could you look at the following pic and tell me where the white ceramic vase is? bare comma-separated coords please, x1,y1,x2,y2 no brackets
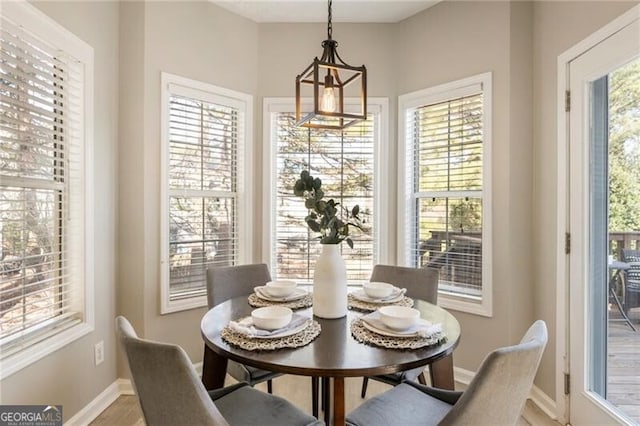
313,243,348,319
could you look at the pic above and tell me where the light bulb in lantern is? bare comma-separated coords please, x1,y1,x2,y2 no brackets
321,87,337,112
321,73,337,113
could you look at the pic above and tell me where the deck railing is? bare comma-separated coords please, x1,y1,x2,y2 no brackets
610,231,640,259
420,231,482,292
420,230,639,293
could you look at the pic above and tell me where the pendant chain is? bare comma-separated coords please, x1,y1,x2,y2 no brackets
327,0,333,39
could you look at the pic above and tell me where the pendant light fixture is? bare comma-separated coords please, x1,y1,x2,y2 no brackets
295,0,367,130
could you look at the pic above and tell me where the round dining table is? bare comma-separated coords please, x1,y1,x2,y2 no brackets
201,296,461,426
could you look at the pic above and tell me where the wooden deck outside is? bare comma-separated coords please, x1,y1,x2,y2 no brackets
607,306,640,422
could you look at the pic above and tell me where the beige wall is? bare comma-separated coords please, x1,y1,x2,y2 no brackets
117,0,146,377
508,0,535,389
4,0,640,420
0,1,120,420
396,0,536,378
118,0,146,345
117,1,260,367
531,0,638,400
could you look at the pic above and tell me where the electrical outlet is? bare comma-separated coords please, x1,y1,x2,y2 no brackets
94,341,104,366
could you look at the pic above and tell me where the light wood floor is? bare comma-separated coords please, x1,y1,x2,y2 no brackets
607,307,640,422
90,374,559,425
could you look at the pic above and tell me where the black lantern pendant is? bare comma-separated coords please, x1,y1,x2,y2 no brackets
295,0,367,130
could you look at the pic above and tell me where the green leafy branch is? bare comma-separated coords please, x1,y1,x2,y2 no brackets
293,170,366,248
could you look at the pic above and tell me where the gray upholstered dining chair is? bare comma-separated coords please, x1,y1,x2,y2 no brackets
116,316,321,426
360,264,440,398
347,320,548,426
208,264,324,416
205,263,282,393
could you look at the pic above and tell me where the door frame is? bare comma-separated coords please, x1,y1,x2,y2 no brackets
556,5,640,424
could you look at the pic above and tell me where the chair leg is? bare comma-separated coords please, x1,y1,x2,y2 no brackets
418,371,427,385
361,377,369,398
321,378,325,410
267,379,273,394
322,377,331,423
312,377,319,418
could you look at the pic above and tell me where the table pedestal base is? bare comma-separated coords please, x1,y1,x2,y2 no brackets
429,354,455,390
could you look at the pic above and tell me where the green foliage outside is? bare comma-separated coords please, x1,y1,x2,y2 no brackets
609,59,640,232
450,200,482,233
417,94,484,237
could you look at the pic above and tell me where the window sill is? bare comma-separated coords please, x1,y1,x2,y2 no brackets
438,291,493,317
161,294,208,315
0,322,93,380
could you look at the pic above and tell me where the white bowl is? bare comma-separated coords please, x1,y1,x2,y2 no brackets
363,282,394,299
265,280,297,297
378,306,420,331
251,306,293,330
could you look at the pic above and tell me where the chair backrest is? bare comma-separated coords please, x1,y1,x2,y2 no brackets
622,249,640,262
115,316,229,426
439,320,548,426
370,264,439,304
206,263,271,309
622,249,640,288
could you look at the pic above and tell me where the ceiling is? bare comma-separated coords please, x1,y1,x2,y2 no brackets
210,1,441,23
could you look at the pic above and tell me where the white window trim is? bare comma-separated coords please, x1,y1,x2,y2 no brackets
0,0,95,380
261,97,391,277
398,72,493,317
160,73,253,314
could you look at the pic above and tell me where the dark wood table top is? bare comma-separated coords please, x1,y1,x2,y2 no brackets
200,297,461,377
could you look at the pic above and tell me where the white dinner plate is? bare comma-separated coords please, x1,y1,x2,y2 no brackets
362,317,432,338
351,288,405,304
254,286,308,302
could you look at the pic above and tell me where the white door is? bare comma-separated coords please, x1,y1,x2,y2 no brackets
568,11,640,425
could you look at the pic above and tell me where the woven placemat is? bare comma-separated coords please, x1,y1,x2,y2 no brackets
350,318,446,350
248,293,313,310
347,293,414,312
221,319,321,351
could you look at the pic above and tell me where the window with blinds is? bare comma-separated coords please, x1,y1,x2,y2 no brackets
0,1,92,372
161,74,251,313
271,111,376,284
400,74,492,315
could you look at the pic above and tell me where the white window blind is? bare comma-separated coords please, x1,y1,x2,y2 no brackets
271,112,376,284
400,73,492,316
161,74,251,313
0,7,90,363
167,95,238,300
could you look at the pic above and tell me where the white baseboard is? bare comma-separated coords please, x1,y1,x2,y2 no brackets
65,381,122,426
117,378,134,396
453,366,475,386
453,366,558,421
65,379,134,425
65,363,197,425
530,384,559,421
